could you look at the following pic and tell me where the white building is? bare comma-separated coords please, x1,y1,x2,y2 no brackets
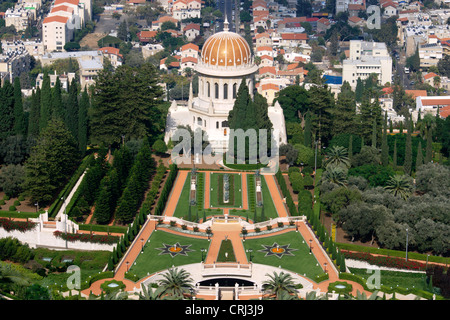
342,40,393,89
164,20,287,153
42,0,92,53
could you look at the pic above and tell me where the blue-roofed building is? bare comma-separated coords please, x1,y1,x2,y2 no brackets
323,74,342,85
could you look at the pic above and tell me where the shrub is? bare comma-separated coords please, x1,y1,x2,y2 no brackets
8,206,16,211
0,218,36,232
14,200,20,206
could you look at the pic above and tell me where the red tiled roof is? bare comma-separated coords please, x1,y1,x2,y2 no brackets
183,23,200,31
259,55,273,60
261,83,279,91
259,66,277,75
255,32,270,40
43,15,69,24
281,33,307,41
405,90,427,99
51,5,74,13
181,56,198,63
54,0,79,6
424,72,439,80
99,47,122,57
440,105,450,118
382,87,394,94
256,46,273,52
181,43,199,51
138,30,157,40
420,98,450,106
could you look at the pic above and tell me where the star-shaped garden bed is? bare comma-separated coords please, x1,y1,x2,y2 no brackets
258,242,298,259
155,242,194,257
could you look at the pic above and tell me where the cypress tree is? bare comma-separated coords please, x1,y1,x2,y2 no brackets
404,115,412,175
65,79,79,140
28,88,40,137
78,88,89,155
425,126,433,163
332,81,357,136
371,118,377,148
304,111,312,148
13,77,26,136
39,72,52,132
348,134,353,162
93,176,114,225
51,77,64,121
393,138,398,171
416,140,423,170
0,79,15,140
381,112,389,166
355,77,364,102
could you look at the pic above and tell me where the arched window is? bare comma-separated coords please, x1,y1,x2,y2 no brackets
214,83,219,99
207,82,210,97
222,120,229,128
216,121,219,129
232,83,237,98
197,117,202,126
223,83,228,99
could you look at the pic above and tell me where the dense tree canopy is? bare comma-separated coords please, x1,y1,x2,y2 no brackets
90,63,164,148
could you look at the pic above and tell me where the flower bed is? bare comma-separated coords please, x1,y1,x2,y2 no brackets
342,250,427,271
0,218,37,232
53,231,119,244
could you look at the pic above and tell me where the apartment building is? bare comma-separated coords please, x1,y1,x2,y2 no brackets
419,43,443,69
171,0,201,21
342,40,392,89
5,6,34,32
42,0,92,53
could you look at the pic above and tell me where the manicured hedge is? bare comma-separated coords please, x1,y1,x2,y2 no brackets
0,211,40,219
53,231,120,244
78,224,127,234
48,154,93,218
0,218,37,232
275,169,297,216
115,140,155,224
154,164,178,216
341,250,427,271
80,271,114,291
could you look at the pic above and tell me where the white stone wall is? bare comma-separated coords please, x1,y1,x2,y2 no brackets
0,226,115,251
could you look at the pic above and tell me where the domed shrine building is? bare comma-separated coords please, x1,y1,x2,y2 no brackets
164,20,287,154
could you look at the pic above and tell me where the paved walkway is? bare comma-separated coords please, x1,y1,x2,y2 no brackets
82,170,374,299
163,170,188,217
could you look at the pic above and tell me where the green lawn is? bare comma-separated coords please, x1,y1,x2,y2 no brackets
348,267,431,292
128,230,210,279
243,174,278,222
242,231,325,281
217,240,236,262
260,175,278,219
209,173,243,208
172,172,191,219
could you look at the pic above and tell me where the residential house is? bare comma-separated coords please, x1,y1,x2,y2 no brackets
279,33,307,48
183,23,200,41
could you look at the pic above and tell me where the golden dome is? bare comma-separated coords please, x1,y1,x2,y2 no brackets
201,29,252,67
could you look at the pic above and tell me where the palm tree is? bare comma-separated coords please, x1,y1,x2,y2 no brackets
355,290,380,300
321,166,348,187
324,145,351,169
384,174,413,200
433,76,441,89
305,291,329,300
0,263,31,288
157,267,194,300
137,284,164,300
262,271,298,300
